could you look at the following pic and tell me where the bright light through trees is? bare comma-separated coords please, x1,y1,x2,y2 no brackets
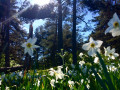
31,0,50,6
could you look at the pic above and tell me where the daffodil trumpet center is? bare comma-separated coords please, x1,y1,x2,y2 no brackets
109,53,113,56
69,85,72,88
90,43,95,48
26,43,32,48
55,72,58,76
113,21,119,28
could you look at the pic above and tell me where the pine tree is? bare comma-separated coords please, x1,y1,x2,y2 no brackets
72,0,77,64
0,0,27,67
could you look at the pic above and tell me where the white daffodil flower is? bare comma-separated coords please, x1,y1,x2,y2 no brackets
57,66,63,72
94,57,99,64
108,65,118,72
17,71,23,78
55,70,64,81
86,84,90,89
66,66,68,73
79,61,85,68
49,68,64,81
5,87,10,90
37,79,40,87
50,79,55,87
105,13,120,37
118,63,120,67
79,52,83,58
0,79,1,85
21,38,39,56
68,80,74,90
82,37,103,56
81,79,84,84
104,46,119,60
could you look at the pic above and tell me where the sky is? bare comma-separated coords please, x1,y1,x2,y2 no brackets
79,12,98,40
23,19,46,32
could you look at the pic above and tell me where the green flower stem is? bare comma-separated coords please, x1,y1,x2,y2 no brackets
31,51,37,88
62,57,65,73
91,66,107,90
96,52,115,90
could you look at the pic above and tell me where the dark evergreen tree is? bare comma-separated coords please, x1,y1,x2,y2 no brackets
58,0,63,52
72,0,77,64
0,0,27,67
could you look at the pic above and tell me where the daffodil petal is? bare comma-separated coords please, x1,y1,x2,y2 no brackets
96,40,103,48
97,48,101,53
31,48,33,55
28,49,33,56
24,47,29,54
82,43,90,50
113,13,120,21
107,46,110,50
111,56,115,60
27,38,32,43
110,29,120,37
89,37,94,42
108,18,114,26
32,45,39,48
21,42,26,47
31,38,37,45
88,48,96,56
111,48,115,53
105,26,113,34
114,53,119,57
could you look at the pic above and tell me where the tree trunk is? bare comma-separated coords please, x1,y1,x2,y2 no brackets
58,0,63,65
52,19,58,67
24,23,33,71
58,0,63,51
5,0,10,67
29,23,33,38
72,0,77,64
28,23,33,69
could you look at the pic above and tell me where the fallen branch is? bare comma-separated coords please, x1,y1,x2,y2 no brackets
0,65,23,73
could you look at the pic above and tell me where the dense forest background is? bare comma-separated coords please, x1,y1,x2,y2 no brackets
0,0,120,69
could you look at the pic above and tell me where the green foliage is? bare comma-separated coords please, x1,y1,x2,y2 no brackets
0,54,20,67
0,54,5,67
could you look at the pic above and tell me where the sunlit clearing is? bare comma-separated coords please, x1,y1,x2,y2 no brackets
31,0,50,6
